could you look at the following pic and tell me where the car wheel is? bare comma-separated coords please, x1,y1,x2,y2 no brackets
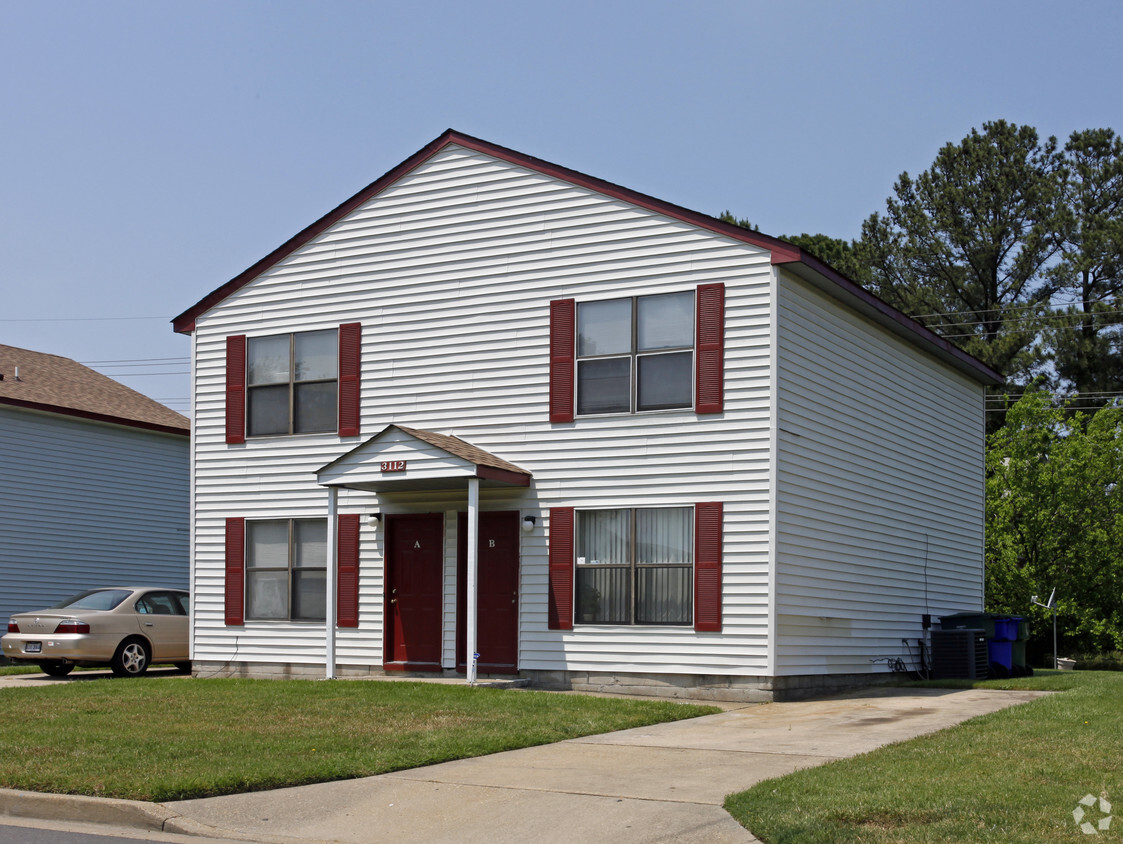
38,662,74,677
111,639,150,677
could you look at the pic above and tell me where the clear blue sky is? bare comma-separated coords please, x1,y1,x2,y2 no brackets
2,0,1120,415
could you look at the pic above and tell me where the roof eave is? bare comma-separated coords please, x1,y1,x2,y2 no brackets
0,397,191,437
777,254,1004,387
170,129,1003,388
172,129,803,334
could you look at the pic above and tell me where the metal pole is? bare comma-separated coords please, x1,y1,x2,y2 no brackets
1053,607,1058,670
326,486,338,680
466,477,479,686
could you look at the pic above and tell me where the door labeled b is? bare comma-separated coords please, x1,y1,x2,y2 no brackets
457,511,520,674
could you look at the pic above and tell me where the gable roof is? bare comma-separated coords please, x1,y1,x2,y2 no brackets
171,129,1002,386
0,344,190,436
316,424,532,491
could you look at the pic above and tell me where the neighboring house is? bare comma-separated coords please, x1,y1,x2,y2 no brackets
0,345,189,626
172,130,1001,701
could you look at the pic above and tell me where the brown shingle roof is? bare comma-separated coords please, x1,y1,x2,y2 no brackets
0,344,189,436
394,426,530,477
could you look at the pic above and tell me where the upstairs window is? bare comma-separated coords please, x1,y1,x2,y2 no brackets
576,291,694,415
575,507,694,625
247,330,338,436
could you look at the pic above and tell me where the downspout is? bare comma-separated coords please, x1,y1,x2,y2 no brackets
467,477,479,685
326,485,338,680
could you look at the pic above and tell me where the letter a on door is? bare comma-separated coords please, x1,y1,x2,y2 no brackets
414,540,421,549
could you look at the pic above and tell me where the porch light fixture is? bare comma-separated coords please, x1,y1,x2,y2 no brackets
522,515,536,533
367,512,382,528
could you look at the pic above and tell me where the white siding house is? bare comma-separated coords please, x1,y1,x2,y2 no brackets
172,131,1000,701
0,346,190,629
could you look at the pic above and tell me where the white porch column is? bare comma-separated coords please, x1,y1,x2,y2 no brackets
325,485,338,680
466,477,479,685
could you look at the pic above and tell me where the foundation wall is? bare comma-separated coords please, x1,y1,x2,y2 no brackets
192,661,897,702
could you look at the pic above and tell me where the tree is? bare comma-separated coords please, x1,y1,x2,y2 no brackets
859,121,1067,383
717,210,757,231
781,232,870,286
716,213,870,285
1046,129,1123,397
985,390,1123,655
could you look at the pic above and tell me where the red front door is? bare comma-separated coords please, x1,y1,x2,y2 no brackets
385,513,443,670
457,511,520,674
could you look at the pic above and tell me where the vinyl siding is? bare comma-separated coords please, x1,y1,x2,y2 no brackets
190,144,774,675
0,406,188,625
773,270,985,676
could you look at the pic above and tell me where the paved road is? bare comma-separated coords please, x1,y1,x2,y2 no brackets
0,819,244,844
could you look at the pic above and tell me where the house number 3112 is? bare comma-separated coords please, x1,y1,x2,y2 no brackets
380,461,407,473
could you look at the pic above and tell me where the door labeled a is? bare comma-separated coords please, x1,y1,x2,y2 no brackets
385,513,443,670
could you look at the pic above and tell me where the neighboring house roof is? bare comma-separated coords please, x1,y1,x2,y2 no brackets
172,129,1003,387
0,344,190,436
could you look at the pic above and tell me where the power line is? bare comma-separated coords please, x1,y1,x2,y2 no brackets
89,371,189,377
909,298,1121,321
0,316,172,323
82,357,188,365
924,311,1123,331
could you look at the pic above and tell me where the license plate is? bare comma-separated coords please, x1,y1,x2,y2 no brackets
24,642,41,654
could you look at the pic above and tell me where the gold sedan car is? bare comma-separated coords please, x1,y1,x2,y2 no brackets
2,587,189,677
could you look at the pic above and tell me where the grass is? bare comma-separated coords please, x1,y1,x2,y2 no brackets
0,665,40,675
724,670,1122,843
0,677,717,802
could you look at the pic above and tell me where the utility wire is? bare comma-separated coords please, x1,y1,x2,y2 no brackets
0,316,171,322
923,310,1123,331
82,357,188,365
909,298,1123,321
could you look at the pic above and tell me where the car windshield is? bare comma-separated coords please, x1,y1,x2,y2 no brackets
51,590,133,611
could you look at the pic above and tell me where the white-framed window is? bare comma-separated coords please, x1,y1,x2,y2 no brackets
576,291,694,415
247,329,338,436
575,507,694,625
245,519,327,621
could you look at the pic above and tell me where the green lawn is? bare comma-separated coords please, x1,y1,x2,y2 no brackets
725,671,1121,843
0,665,40,675
0,677,717,802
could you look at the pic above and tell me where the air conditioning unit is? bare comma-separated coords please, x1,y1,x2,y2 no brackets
930,628,989,679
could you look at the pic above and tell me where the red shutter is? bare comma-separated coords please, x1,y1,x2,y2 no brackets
225,335,247,444
547,507,575,630
337,513,360,628
695,283,725,414
693,502,723,632
225,517,246,626
549,299,576,423
338,323,362,438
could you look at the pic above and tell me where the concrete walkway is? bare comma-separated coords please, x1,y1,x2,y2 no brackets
0,683,1047,843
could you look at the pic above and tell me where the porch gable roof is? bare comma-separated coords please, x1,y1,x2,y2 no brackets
315,424,532,492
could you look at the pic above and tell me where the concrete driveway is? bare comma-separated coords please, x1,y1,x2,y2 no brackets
164,687,1050,842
